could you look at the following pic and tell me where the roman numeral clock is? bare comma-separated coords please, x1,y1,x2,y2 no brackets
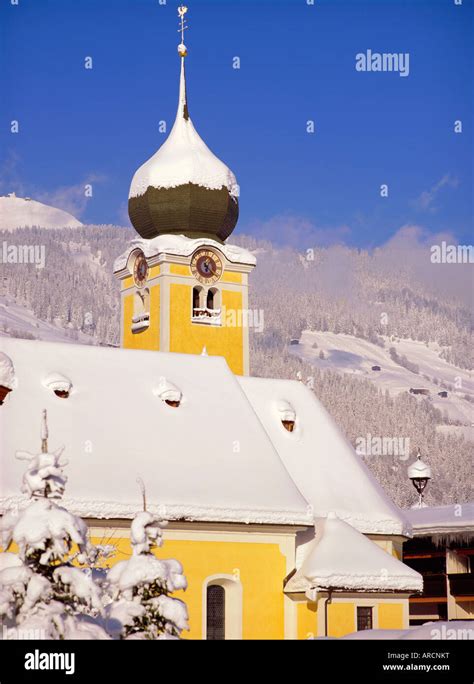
190,249,223,285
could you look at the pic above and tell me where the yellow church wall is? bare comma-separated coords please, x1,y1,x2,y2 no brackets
378,602,404,629
89,528,289,640
122,284,160,351
326,602,355,637
170,264,190,276
221,271,242,284
296,599,318,639
169,283,244,375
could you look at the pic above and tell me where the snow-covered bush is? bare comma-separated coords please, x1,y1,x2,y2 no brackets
105,511,189,640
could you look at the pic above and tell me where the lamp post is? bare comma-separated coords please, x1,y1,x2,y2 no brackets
408,450,432,508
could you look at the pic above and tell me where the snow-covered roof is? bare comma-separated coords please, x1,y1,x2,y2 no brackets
405,503,474,537
0,339,311,526
285,513,422,593
129,60,238,200
238,376,411,536
114,233,256,273
0,195,83,230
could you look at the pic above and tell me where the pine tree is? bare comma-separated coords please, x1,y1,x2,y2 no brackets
0,410,109,639
105,509,189,640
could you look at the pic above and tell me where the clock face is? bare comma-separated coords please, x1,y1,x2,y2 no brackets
133,252,149,288
190,249,223,284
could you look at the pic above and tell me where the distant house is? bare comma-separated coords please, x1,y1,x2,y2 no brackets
410,388,430,396
371,365,381,371
438,391,448,398
290,338,299,346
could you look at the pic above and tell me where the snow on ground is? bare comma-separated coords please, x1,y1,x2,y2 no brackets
340,621,473,640
0,195,83,230
290,331,473,428
0,296,96,346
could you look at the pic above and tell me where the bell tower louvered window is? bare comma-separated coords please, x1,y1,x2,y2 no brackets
206,584,225,640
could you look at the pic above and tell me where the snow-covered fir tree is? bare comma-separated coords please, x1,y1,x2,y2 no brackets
0,410,109,639
105,510,189,640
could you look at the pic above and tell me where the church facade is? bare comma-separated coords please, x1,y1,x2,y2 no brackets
0,7,423,639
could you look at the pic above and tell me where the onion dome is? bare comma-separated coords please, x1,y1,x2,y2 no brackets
128,33,239,242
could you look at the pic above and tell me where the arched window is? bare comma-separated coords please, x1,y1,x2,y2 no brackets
202,575,243,640
131,288,150,333
192,287,221,324
206,585,225,640
206,289,215,310
193,286,201,310
192,286,205,319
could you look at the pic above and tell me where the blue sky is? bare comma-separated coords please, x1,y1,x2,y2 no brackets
1,0,472,248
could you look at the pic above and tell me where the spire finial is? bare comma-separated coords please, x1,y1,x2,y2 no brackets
177,5,188,57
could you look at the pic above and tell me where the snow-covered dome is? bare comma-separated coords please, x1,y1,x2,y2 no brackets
128,57,239,242
408,455,432,480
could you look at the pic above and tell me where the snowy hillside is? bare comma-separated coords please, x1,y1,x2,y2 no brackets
0,295,96,345
0,194,83,230
289,331,473,427
0,225,131,346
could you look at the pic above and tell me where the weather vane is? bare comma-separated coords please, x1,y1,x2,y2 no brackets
177,5,188,57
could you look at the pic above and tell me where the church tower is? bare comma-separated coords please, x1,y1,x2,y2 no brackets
114,6,255,375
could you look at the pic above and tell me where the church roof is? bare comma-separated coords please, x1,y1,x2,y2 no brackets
285,512,422,593
1,339,411,537
0,338,310,525
238,376,411,536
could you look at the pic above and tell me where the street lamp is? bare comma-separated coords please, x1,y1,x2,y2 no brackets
408,450,432,508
